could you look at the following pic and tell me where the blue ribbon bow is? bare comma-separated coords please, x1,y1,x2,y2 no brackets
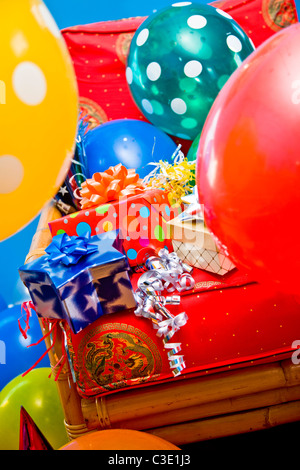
45,232,98,266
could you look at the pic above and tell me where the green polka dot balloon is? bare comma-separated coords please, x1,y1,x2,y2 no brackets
126,2,255,141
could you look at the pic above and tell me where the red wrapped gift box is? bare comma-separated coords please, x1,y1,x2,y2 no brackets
64,266,300,399
49,189,183,267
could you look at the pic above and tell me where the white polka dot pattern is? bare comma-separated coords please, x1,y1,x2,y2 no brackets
13,61,47,106
226,35,243,53
216,9,233,19
187,15,207,29
126,67,133,85
184,60,203,78
146,62,161,81
136,28,149,47
172,2,192,6
142,99,153,114
171,98,187,114
38,3,61,38
0,155,24,194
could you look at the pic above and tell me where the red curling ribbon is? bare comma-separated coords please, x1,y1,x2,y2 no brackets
19,302,67,381
49,336,67,382
79,163,145,209
19,301,35,340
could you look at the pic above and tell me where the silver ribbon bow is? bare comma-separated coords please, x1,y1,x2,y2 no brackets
134,248,194,377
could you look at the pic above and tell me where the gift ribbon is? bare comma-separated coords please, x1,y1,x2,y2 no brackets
134,286,188,377
164,342,186,377
179,185,204,222
79,163,145,209
45,232,98,267
19,301,67,381
61,324,77,384
134,248,193,376
141,248,195,293
18,300,35,340
154,312,188,339
142,145,196,206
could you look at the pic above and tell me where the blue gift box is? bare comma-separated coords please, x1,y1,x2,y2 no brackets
19,230,136,334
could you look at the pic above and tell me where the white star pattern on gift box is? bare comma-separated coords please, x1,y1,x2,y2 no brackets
31,284,62,319
58,185,69,196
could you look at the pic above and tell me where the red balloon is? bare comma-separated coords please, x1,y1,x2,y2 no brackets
197,23,300,295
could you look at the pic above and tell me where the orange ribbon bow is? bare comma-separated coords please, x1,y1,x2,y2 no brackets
79,163,145,210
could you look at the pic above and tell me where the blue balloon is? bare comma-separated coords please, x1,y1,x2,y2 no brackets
0,304,50,391
0,215,39,308
84,119,178,179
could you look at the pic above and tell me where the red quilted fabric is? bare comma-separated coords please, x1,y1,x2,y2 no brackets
66,267,300,398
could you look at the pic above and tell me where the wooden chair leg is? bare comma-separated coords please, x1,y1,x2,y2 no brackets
25,201,89,439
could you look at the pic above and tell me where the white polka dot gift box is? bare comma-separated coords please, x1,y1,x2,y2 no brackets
48,188,183,268
18,230,137,334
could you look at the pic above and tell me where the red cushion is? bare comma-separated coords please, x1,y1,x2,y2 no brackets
66,267,300,398
211,0,298,47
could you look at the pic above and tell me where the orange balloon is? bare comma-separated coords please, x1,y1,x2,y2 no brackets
59,429,180,451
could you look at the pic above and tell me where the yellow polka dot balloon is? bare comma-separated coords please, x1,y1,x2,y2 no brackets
0,0,78,241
